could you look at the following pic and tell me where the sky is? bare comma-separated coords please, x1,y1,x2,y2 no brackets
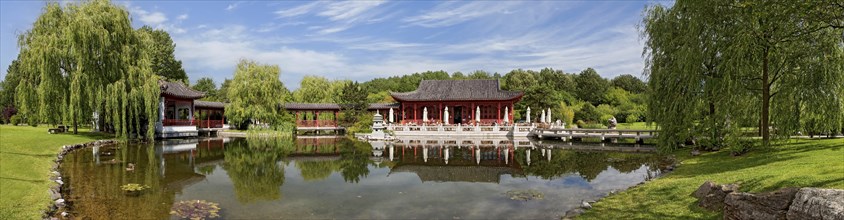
0,0,671,90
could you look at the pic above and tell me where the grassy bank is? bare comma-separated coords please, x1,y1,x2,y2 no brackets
0,125,112,219
578,138,844,219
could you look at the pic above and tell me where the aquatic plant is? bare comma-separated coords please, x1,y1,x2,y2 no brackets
120,183,149,196
506,189,544,201
170,200,221,220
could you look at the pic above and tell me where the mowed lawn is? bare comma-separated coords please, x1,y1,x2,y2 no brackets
0,125,112,219
579,138,844,219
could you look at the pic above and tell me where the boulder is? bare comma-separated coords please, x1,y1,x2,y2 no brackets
787,188,844,220
693,181,739,211
723,187,798,220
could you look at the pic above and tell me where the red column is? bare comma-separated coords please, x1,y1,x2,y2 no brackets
510,102,514,123
497,102,501,124
334,111,338,127
471,103,475,124
413,103,417,123
316,111,321,127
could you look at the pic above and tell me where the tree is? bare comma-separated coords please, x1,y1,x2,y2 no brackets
137,26,188,84
216,79,232,102
191,77,217,101
468,70,493,79
293,75,332,103
226,59,289,128
15,0,160,138
537,68,575,93
643,1,844,149
502,69,538,91
574,68,610,106
338,81,368,129
611,74,647,93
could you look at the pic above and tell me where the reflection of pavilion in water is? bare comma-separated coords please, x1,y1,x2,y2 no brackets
375,137,529,183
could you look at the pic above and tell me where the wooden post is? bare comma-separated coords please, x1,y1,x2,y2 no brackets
471,103,475,124
413,103,417,124
497,102,501,124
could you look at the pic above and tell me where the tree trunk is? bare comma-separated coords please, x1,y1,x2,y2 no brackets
73,114,78,134
761,48,771,146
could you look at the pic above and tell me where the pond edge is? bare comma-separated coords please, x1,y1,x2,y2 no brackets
43,139,119,220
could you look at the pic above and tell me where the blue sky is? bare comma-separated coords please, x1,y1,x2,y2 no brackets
0,1,669,90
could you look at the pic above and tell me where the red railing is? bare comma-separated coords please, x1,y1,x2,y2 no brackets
296,120,338,127
163,119,195,126
197,120,224,128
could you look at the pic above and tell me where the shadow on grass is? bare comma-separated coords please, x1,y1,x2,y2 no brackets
59,131,115,140
0,176,47,183
0,151,55,157
672,140,842,178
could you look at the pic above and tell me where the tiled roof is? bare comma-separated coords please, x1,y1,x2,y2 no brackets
367,103,400,110
390,79,523,102
195,100,226,109
283,103,401,110
284,103,341,110
159,80,205,99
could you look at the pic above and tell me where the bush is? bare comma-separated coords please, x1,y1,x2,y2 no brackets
599,114,615,126
726,137,755,156
575,120,586,128
581,123,606,129
575,103,600,123
625,113,641,123
9,114,22,126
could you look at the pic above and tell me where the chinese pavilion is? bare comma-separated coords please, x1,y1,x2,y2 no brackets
156,80,226,138
391,80,523,125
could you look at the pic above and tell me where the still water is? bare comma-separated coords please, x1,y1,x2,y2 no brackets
60,137,669,219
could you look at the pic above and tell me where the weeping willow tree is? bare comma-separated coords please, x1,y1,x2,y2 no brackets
15,0,160,139
643,1,844,151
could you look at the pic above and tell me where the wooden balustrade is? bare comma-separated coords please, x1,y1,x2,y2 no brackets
163,119,195,126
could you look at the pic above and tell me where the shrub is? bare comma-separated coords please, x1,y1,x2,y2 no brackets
9,114,22,126
582,123,606,129
599,114,615,126
575,120,585,128
625,113,641,123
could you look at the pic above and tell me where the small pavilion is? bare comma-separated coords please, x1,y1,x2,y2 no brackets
283,103,402,129
156,80,227,138
391,80,523,125
195,100,226,129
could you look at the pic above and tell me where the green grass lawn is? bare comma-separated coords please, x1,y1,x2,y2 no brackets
0,125,112,219
616,122,657,130
578,138,844,219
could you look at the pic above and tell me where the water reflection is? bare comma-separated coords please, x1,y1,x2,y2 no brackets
62,136,667,219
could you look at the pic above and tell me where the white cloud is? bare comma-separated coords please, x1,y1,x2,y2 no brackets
318,1,386,22
225,2,243,11
275,1,321,18
177,14,188,20
128,6,168,26
404,1,522,27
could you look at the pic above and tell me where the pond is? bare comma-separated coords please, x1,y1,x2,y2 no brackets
59,137,671,219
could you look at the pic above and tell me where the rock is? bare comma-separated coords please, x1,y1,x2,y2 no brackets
787,188,844,220
55,180,64,185
723,187,798,220
49,188,61,200
563,208,586,219
61,211,69,217
693,181,739,211
691,149,701,156
581,200,592,209
55,199,65,207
